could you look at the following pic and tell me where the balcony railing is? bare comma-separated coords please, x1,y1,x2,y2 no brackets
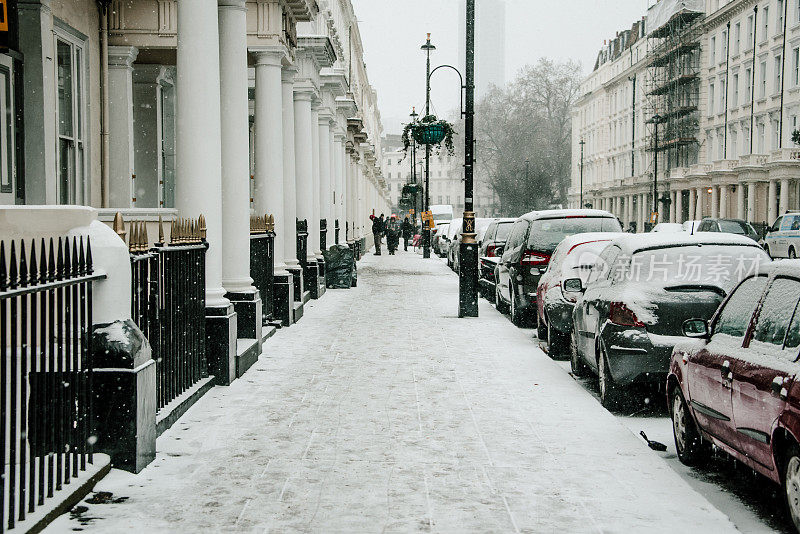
1,237,104,532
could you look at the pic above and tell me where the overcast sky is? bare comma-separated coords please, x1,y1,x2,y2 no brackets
351,0,653,135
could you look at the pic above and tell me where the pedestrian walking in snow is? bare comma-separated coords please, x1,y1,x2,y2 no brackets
401,217,413,251
385,214,401,255
372,214,385,255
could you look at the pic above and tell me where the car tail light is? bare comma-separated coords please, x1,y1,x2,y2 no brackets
521,250,550,267
486,244,498,257
609,302,645,327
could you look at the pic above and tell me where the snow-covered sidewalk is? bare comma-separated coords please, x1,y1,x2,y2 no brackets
47,249,737,533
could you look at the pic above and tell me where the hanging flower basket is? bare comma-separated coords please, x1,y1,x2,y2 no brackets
402,115,455,156
402,183,422,197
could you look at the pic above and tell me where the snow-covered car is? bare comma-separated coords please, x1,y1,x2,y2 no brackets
431,222,449,255
651,223,684,233
451,217,494,273
696,218,760,242
568,233,770,409
536,232,622,357
668,261,800,531
443,217,462,262
495,209,622,326
479,218,516,301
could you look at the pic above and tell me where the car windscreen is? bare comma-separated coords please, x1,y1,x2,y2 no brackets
526,217,622,252
617,245,769,292
495,222,514,241
717,220,748,235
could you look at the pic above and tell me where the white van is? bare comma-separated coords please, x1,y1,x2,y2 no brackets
430,204,454,224
763,212,800,258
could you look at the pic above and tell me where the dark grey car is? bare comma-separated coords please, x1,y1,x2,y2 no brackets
569,233,770,409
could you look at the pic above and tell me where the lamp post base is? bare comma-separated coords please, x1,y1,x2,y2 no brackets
458,241,479,317
422,228,431,258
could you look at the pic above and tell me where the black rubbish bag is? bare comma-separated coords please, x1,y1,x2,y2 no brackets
323,245,356,289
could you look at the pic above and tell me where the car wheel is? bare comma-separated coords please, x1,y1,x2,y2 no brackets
791,247,797,260
537,314,547,340
783,444,800,532
597,342,623,410
548,321,568,359
570,332,589,377
495,284,509,314
510,283,524,327
670,386,707,465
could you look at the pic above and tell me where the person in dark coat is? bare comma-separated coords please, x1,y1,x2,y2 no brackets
401,217,414,251
385,215,401,255
372,214,384,255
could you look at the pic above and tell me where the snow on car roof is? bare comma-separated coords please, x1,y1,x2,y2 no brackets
518,208,616,221
610,231,763,255
754,259,800,278
553,232,625,254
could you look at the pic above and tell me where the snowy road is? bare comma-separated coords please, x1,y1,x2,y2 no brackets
50,249,744,533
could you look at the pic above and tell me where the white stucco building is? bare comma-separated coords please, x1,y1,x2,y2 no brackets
570,0,800,230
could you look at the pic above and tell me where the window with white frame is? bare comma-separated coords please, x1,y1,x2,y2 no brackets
735,22,741,55
710,82,716,113
733,73,740,105
722,29,728,60
761,60,768,97
710,36,717,65
758,121,766,153
55,29,88,205
748,14,754,47
720,78,727,113
779,0,785,30
776,54,783,93
731,128,739,158
773,119,780,149
764,6,770,40
746,67,753,101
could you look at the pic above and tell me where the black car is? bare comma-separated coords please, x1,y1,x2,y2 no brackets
569,233,770,409
495,209,622,326
696,218,759,241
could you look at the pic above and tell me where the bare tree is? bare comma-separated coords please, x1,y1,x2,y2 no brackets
473,58,581,216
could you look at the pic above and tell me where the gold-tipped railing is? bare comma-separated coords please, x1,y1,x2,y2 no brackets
250,214,275,235
113,212,206,253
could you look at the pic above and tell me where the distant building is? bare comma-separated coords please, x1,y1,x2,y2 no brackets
570,0,800,230
459,0,507,100
382,134,499,219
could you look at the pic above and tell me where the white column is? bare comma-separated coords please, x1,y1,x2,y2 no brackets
737,182,746,219
688,189,696,223
318,115,333,249
347,150,356,242
176,0,227,307
282,68,299,268
710,185,719,219
335,134,346,241
768,180,778,223
747,182,756,222
218,0,253,293
107,46,139,208
253,49,287,273
293,90,315,262
695,187,704,220
310,104,322,256
669,192,676,223
675,189,683,223
719,185,728,218
780,179,790,217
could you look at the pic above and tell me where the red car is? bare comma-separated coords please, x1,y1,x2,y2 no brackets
668,261,800,531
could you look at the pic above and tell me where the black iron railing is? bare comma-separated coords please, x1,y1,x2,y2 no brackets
320,219,327,251
124,216,208,411
1,237,104,532
296,218,308,268
335,219,340,244
250,215,275,323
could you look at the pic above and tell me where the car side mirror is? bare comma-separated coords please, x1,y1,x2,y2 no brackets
563,278,584,293
682,318,709,339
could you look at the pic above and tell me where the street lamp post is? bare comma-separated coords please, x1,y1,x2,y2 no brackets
410,107,419,230
579,139,585,209
458,0,478,318
652,113,662,223
421,34,436,259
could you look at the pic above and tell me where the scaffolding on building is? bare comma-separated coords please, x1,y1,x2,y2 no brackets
644,0,705,175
